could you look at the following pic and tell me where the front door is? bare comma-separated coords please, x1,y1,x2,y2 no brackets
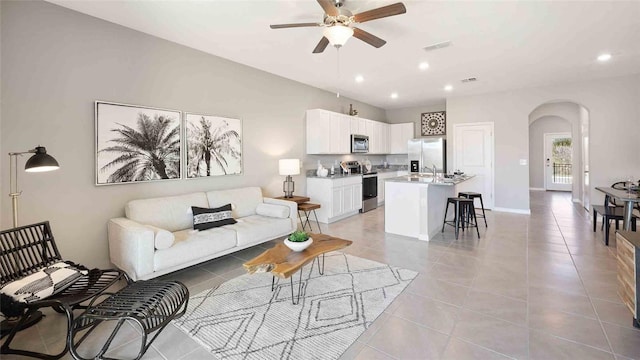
544,133,572,192
453,122,494,209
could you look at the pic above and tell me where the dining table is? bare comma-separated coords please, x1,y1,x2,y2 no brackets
595,186,640,231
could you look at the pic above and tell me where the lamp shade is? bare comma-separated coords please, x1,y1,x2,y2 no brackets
279,159,300,176
25,146,59,172
323,25,354,47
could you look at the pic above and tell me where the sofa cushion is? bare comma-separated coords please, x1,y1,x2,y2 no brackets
206,187,263,218
192,204,237,231
0,262,88,303
126,192,208,232
154,227,237,272
256,203,290,219
146,225,175,250
225,215,292,247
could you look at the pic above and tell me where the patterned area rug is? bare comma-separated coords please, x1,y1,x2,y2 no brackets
174,252,417,360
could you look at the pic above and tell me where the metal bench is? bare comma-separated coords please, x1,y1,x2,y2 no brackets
69,280,189,360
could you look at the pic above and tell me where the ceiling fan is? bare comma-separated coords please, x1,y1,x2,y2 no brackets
270,0,406,53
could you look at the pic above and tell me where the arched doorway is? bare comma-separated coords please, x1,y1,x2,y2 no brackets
528,101,590,210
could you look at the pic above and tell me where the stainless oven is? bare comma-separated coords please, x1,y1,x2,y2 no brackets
351,134,369,153
361,173,378,213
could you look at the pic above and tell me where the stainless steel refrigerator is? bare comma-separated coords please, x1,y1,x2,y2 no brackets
408,138,447,173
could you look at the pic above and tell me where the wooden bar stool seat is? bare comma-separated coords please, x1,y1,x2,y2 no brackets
298,203,322,233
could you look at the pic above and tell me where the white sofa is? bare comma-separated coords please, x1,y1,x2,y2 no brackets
108,187,297,281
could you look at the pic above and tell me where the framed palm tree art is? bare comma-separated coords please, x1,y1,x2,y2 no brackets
95,101,182,185
185,113,242,178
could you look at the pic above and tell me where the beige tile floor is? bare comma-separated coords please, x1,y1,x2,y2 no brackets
3,191,640,359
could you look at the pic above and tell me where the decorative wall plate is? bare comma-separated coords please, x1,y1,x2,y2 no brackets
421,111,446,136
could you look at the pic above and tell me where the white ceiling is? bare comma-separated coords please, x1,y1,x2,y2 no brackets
47,0,640,110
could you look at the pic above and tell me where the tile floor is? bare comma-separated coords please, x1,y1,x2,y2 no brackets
3,191,640,359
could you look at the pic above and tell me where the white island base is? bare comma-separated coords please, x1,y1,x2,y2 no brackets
385,179,466,241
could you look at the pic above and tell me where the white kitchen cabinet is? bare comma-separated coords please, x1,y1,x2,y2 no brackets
307,109,392,154
306,109,350,154
307,176,363,223
390,123,415,154
377,171,406,205
331,187,343,217
350,117,367,136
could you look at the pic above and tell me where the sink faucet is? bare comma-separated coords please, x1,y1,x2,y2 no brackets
431,164,437,178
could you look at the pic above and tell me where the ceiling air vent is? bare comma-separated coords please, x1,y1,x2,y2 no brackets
461,77,478,83
423,40,452,52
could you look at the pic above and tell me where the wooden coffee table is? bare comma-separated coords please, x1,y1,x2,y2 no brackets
243,233,352,304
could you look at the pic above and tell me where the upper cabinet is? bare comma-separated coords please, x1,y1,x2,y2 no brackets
306,109,392,155
389,123,415,154
307,109,350,154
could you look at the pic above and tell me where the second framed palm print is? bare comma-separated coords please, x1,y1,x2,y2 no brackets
185,113,242,178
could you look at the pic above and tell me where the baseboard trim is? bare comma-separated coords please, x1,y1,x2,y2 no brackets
529,188,545,191
493,207,531,215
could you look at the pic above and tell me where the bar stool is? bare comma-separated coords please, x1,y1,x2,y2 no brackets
298,203,322,233
442,197,480,240
458,191,488,227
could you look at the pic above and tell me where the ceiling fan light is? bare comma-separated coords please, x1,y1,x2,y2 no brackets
323,25,354,47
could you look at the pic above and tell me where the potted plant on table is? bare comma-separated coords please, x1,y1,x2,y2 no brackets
284,230,313,252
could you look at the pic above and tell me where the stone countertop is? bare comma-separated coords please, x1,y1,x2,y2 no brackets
385,174,475,186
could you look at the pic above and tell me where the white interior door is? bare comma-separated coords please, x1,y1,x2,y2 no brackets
544,133,572,192
453,123,494,209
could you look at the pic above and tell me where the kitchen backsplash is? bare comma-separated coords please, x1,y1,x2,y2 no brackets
304,154,408,172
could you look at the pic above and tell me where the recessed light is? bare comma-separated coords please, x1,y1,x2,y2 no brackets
355,75,364,83
390,92,398,99
597,53,612,62
419,62,429,71
444,85,453,92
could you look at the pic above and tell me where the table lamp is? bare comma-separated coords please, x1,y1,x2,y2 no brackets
279,159,300,198
8,146,60,228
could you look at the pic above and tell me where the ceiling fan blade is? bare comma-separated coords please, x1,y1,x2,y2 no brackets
353,28,387,48
270,22,321,29
353,2,406,23
312,37,330,53
317,0,339,16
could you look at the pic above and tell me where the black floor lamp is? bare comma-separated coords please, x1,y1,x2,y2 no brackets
1,146,59,337
8,146,59,228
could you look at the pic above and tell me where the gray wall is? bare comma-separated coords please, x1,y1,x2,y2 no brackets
447,74,640,212
384,103,446,166
0,0,385,268
528,116,571,189
529,102,584,202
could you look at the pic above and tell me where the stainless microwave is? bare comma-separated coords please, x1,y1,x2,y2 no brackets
351,134,369,153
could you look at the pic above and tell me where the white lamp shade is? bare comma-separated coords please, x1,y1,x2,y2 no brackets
323,25,354,47
279,159,300,176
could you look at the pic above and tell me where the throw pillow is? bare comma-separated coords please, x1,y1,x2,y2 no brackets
0,262,88,304
192,204,237,231
256,203,290,219
146,225,175,250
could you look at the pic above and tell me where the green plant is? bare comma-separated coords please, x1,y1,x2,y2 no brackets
288,230,310,242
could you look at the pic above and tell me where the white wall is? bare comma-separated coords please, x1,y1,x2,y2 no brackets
528,116,571,189
0,0,385,268
447,74,640,212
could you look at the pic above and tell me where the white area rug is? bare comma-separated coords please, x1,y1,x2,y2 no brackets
174,252,417,360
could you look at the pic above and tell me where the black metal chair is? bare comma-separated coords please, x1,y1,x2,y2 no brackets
0,221,126,359
593,182,639,246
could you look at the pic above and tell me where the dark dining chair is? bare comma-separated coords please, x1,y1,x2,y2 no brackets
592,182,638,245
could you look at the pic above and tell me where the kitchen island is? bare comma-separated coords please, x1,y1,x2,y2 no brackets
385,174,475,241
